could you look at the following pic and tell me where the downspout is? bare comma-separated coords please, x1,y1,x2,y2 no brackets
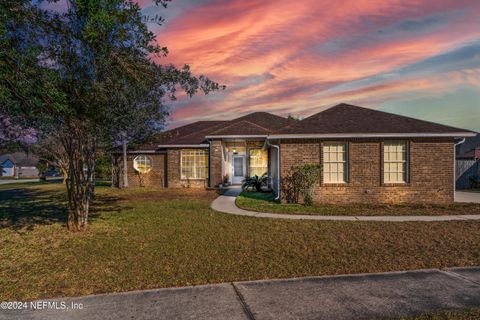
453,138,466,201
265,138,280,200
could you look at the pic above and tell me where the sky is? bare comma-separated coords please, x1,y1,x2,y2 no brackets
143,1,480,130
117,0,480,131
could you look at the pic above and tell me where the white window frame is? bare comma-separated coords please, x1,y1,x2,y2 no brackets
249,148,268,177
181,149,209,180
133,155,153,174
322,142,348,184
383,141,408,184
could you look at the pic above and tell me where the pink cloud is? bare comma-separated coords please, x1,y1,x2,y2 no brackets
142,0,480,126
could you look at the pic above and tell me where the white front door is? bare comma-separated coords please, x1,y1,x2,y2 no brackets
232,156,245,184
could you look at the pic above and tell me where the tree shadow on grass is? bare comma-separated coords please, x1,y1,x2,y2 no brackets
0,187,125,231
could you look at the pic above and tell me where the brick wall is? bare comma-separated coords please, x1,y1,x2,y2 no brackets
210,140,223,187
117,153,166,188
279,138,454,204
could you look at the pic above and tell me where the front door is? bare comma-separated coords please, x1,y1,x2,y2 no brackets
232,156,245,184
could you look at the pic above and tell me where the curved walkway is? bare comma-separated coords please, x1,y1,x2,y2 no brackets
211,188,480,221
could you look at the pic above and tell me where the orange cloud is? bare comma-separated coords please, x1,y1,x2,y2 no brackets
142,0,480,126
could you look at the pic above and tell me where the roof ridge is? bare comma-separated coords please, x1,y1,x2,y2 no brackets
210,119,271,134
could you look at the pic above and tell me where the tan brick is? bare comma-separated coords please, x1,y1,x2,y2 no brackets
280,138,454,204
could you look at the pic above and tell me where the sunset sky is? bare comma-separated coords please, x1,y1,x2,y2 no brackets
143,1,480,130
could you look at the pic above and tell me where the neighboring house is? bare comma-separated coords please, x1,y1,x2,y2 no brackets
0,152,39,178
116,103,475,204
455,133,480,189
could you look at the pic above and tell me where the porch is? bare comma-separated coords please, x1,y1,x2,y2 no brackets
217,139,278,192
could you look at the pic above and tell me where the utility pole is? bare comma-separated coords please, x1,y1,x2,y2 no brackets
122,139,129,188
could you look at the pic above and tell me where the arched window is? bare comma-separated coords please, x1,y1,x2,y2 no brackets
133,155,153,174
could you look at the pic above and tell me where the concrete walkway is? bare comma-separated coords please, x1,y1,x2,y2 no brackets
455,191,480,203
211,188,480,221
2,267,479,320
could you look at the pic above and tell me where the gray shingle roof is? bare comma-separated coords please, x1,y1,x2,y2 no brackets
134,104,475,151
274,103,473,135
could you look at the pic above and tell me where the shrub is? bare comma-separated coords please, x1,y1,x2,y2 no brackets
281,164,321,206
242,173,268,192
469,175,479,189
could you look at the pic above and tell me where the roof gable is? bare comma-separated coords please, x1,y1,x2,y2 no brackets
209,120,271,136
275,103,473,135
0,159,14,168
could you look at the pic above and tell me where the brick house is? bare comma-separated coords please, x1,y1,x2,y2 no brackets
116,103,475,204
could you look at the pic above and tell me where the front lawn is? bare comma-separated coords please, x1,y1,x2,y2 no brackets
236,192,480,216
1,184,480,301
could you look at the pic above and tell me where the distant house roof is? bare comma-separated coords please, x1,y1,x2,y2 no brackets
272,104,474,136
133,103,475,151
0,152,39,167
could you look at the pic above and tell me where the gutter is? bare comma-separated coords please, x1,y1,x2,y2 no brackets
205,135,267,139
265,139,281,201
157,144,209,148
267,132,476,139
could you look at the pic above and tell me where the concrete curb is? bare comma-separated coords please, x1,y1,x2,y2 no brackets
3,267,479,320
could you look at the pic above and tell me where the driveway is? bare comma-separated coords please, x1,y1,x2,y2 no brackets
0,177,62,185
455,191,480,203
0,179,40,185
1,267,479,320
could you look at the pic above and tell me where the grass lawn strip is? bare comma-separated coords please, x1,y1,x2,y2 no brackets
236,191,480,216
392,309,480,320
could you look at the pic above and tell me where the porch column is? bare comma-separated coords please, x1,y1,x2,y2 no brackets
209,139,223,187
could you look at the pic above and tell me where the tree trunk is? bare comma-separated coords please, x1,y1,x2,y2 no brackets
62,124,96,231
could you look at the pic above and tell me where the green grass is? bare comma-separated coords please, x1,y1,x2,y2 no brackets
393,309,480,320
236,191,480,216
1,184,480,301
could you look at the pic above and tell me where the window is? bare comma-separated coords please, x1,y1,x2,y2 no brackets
249,149,268,177
323,142,347,183
133,155,153,174
383,141,408,183
181,149,209,179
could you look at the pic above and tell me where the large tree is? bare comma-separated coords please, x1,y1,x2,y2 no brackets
1,0,222,231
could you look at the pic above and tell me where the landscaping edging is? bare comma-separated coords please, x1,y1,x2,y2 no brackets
211,190,480,222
